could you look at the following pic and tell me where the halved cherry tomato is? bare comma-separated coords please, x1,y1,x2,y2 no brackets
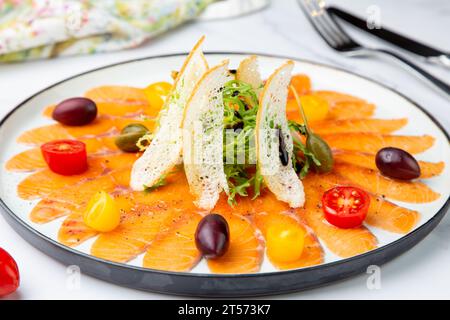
83,191,120,232
143,82,172,110
41,140,87,175
322,186,370,229
266,224,306,263
0,248,20,297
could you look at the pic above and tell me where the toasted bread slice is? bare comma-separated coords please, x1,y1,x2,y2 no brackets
130,36,209,190
236,55,263,94
256,61,305,208
182,61,231,210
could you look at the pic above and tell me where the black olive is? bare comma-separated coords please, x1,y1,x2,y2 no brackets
278,128,289,166
232,121,244,131
375,147,420,180
229,69,237,74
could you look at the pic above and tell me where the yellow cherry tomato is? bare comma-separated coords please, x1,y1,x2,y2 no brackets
286,94,329,123
143,82,172,110
83,191,120,232
266,224,306,263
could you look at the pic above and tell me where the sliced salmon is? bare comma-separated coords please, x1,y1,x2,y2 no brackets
301,174,378,257
143,212,202,272
253,211,323,270
311,118,407,134
29,171,124,223
6,137,119,173
207,213,263,274
311,91,375,120
333,163,440,203
322,133,435,154
58,212,97,247
317,172,420,233
17,155,132,200
84,86,148,104
5,148,46,172
58,193,135,246
333,150,445,179
90,203,186,263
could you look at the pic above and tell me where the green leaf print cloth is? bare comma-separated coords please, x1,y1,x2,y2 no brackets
0,0,214,62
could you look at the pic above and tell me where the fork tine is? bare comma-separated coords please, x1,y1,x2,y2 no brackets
309,0,351,45
299,0,339,47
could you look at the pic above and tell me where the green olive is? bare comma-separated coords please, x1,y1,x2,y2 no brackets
306,133,334,173
115,123,149,153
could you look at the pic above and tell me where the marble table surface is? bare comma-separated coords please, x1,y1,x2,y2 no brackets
0,0,449,300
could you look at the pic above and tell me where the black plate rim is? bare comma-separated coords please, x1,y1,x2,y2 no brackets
0,51,449,292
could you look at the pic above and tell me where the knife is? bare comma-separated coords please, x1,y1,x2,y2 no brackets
327,6,450,68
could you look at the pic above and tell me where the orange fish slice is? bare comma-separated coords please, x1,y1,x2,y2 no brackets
253,211,323,270
58,193,135,247
311,90,375,120
17,154,131,200
301,175,378,258
30,173,120,223
311,118,407,134
17,118,117,145
207,213,263,274
317,172,420,233
85,86,148,104
58,212,97,247
333,163,440,203
90,203,187,263
5,148,46,172
6,137,119,173
333,150,445,179
322,133,435,154
143,212,202,272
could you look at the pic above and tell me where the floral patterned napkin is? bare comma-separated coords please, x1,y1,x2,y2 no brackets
0,0,213,62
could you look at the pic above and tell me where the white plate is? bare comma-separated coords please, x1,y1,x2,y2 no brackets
0,53,448,296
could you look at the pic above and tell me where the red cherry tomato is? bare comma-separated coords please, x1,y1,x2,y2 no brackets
0,248,20,297
41,140,88,175
322,186,370,229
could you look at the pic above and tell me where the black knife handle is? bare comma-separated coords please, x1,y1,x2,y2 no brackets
372,48,450,97
328,6,448,58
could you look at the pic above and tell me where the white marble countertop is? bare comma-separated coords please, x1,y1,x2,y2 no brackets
0,0,449,300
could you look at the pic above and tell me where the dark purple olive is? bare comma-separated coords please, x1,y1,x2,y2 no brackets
52,97,97,126
375,147,421,180
195,214,230,259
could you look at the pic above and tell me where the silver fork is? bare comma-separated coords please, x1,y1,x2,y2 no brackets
298,0,450,98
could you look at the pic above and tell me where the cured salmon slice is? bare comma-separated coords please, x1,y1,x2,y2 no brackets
6,137,119,173
310,91,375,120
84,86,148,104
17,118,117,145
5,148,46,172
17,124,71,145
58,212,97,247
57,193,135,247
316,173,420,233
322,133,435,154
143,212,202,272
17,155,132,200
29,173,121,223
333,163,440,203
253,211,323,270
301,175,378,258
333,150,445,179
90,204,188,263
311,118,407,134
207,213,263,274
